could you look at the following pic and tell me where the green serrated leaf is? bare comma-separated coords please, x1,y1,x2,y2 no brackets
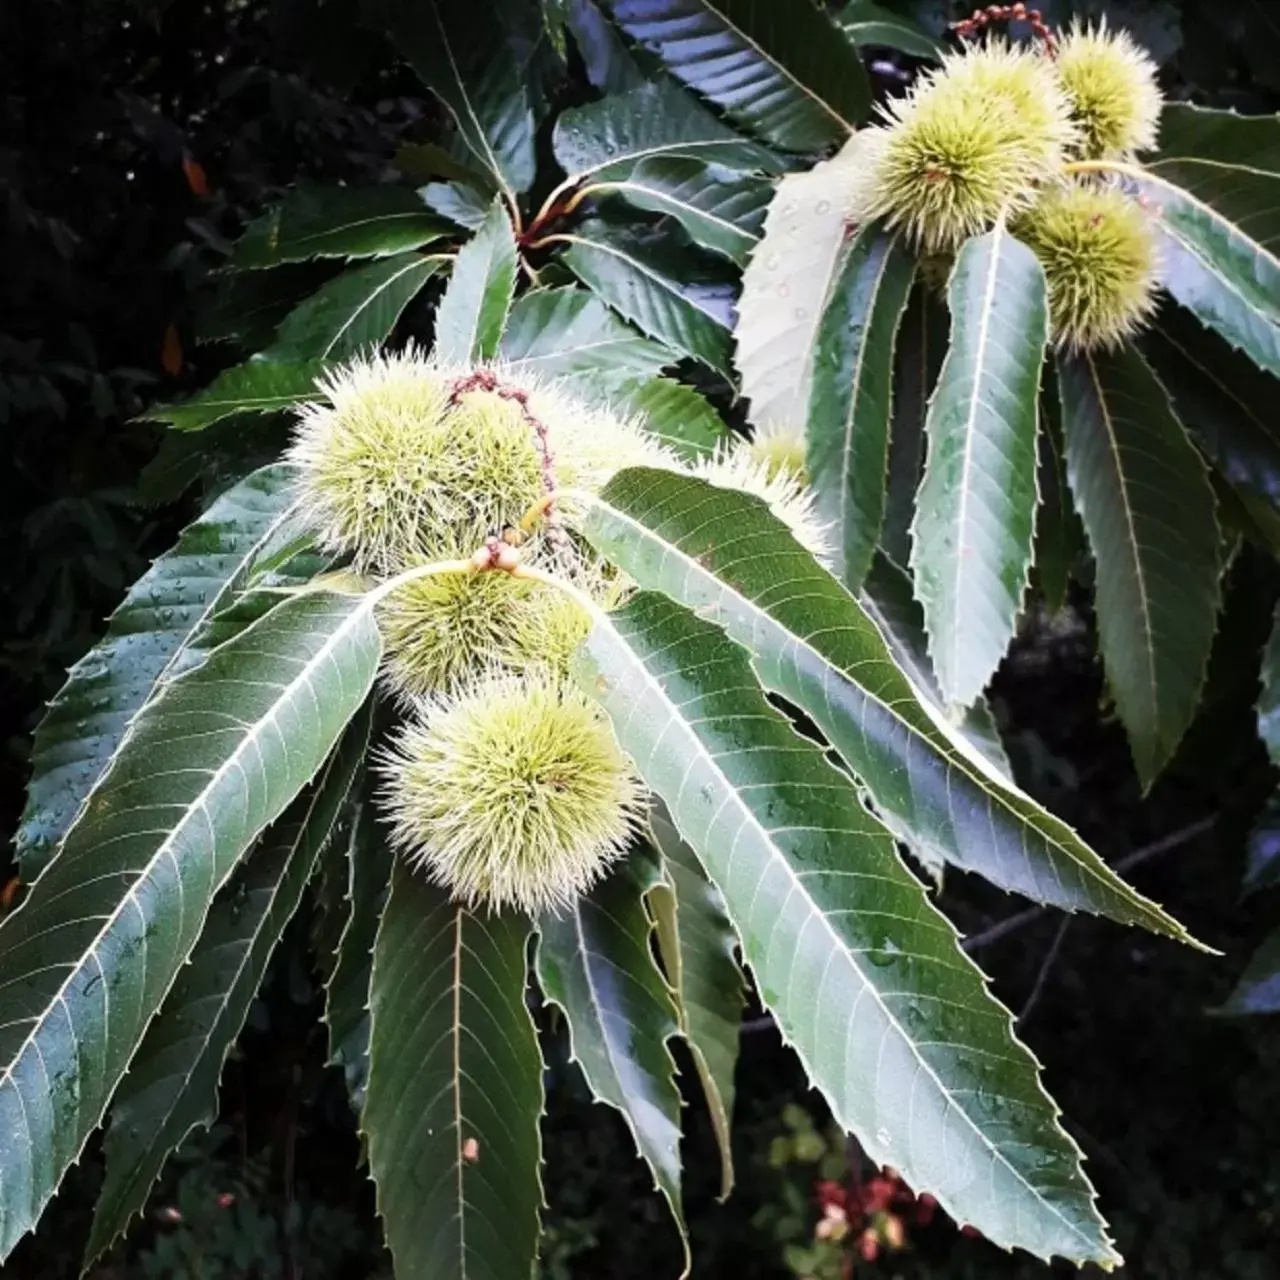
582,467,1199,940
585,158,771,265
196,263,337,350
388,0,537,198
808,225,916,589
575,590,1120,1265
16,465,301,880
434,199,519,363
560,220,735,376
0,590,381,1259
884,282,946,567
1034,364,1081,615
859,551,1013,785
231,185,447,269
421,180,495,231
603,0,869,151
499,286,672,381
553,81,784,179
1058,346,1223,790
1144,307,1280,514
601,375,728,459
84,702,372,1266
1123,159,1280,376
536,851,687,1263
325,793,394,1108
268,253,447,361
364,869,542,1278
564,0,652,92
911,225,1048,709
839,0,943,58
143,360,326,432
736,139,872,434
647,806,744,1200
1156,103,1280,174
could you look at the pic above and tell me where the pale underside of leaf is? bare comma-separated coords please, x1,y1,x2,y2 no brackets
736,139,870,434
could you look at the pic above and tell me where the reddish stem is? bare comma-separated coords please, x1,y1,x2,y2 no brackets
449,370,566,549
952,3,1057,54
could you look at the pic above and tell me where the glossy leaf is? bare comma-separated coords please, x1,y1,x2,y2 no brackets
648,807,744,1199
582,466,1198,939
196,263,336,350
884,283,946,567
16,465,300,880
420,179,494,231
559,220,735,376
144,359,327,432
0,590,382,1258
603,0,869,151
807,225,916,589
388,0,537,198
325,793,394,1105
1034,371,1081,616
364,867,541,1279
584,158,771,265
1156,103,1280,174
564,0,651,92
268,253,446,361
434,199,518,363
576,590,1119,1265
603,375,728,459
498,286,673,382
1218,928,1280,1016
552,81,783,179
839,0,943,58
859,552,1013,785
1058,347,1223,789
911,225,1048,709
231,185,447,269
1145,308,1280,513
536,851,686,1256
85,704,371,1264
1126,160,1280,376
736,137,875,432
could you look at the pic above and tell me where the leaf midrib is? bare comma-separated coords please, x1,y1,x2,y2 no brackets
586,178,757,246
601,611,1100,1254
836,234,898,563
317,256,441,359
945,228,1004,697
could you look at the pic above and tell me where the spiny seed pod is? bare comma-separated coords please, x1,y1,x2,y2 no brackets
288,350,671,572
379,672,642,915
377,546,605,698
746,424,808,484
694,444,831,562
852,41,1077,252
1055,20,1162,159
1013,182,1159,351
